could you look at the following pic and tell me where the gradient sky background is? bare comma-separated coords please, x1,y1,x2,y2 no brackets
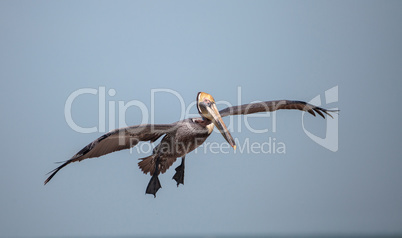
1,1,402,237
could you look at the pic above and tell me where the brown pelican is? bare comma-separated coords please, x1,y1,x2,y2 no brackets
45,92,337,196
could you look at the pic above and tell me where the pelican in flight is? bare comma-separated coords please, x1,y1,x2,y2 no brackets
45,92,337,196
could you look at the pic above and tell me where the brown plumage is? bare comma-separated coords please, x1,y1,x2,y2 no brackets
45,92,337,196
219,100,335,118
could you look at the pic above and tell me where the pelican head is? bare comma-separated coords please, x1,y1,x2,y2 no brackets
197,92,236,150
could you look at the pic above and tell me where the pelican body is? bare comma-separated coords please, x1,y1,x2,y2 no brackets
45,92,336,196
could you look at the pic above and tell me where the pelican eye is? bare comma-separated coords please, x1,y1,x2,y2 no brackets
203,99,213,106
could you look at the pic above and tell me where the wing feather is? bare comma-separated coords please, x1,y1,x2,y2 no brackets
219,100,338,118
44,123,177,184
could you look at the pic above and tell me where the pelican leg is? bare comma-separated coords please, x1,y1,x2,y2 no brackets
172,156,185,187
146,155,161,197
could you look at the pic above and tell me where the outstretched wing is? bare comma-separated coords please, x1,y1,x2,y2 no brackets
219,100,337,118
44,123,177,184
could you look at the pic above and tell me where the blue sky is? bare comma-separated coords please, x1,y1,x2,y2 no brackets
1,1,402,237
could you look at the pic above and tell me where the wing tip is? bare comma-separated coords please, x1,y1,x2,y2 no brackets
323,108,339,119
307,108,316,117
44,159,73,185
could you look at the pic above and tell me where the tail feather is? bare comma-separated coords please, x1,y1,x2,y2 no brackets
138,154,157,175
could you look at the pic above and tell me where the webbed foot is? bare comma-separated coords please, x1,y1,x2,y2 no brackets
172,157,185,187
146,174,161,197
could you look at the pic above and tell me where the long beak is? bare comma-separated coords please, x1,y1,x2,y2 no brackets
206,103,236,150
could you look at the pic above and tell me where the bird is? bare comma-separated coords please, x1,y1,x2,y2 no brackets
44,92,337,197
